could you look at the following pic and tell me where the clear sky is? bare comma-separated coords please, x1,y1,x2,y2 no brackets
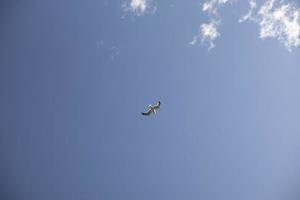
1,0,300,200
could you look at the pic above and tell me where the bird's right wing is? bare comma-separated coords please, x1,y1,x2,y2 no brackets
141,108,152,116
152,101,161,109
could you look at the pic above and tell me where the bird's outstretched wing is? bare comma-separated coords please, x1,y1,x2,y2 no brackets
141,108,152,116
152,101,161,109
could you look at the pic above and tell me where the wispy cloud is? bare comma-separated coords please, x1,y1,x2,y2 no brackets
123,0,156,16
109,46,120,61
201,20,220,49
240,0,300,51
189,36,198,46
130,0,147,14
189,20,220,49
239,0,257,23
191,0,233,50
258,0,300,50
122,0,300,51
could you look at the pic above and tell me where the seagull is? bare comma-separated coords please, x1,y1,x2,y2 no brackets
141,101,161,116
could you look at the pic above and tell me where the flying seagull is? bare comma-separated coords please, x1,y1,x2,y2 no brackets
141,101,161,116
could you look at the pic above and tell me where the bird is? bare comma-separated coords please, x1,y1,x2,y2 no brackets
141,101,161,116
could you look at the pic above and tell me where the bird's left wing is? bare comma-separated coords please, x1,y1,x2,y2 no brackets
141,108,152,116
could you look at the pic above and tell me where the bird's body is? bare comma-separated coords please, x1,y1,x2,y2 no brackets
142,101,161,116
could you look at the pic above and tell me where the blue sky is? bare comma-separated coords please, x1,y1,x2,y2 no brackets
1,0,300,200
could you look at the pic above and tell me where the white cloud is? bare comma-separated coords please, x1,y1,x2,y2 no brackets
130,0,146,14
239,0,257,23
201,21,220,50
191,0,233,49
219,0,230,4
189,36,198,46
190,20,220,50
240,0,300,51
123,0,156,16
202,0,233,15
203,1,215,13
195,0,300,51
109,46,120,61
258,0,300,50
